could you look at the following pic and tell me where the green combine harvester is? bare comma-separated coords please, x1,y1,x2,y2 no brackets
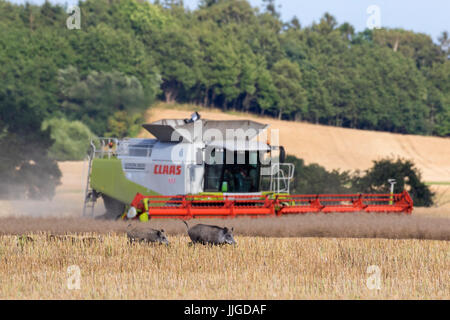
83,112,413,221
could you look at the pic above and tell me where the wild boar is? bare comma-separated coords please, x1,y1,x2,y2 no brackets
182,221,236,246
127,224,169,245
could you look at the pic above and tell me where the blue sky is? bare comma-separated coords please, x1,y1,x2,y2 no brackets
9,0,450,42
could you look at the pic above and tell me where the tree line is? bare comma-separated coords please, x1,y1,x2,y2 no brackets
0,0,447,198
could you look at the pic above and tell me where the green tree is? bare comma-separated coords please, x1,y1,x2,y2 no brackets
438,31,449,55
58,67,152,137
354,158,434,207
425,61,450,136
42,118,95,161
372,29,444,69
105,111,143,139
271,59,307,119
313,12,338,35
146,24,201,103
254,58,279,115
194,24,240,107
287,156,354,194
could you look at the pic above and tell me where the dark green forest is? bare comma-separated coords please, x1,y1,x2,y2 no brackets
0,0,447,198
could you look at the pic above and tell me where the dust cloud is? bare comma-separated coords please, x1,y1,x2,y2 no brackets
0,213,449,241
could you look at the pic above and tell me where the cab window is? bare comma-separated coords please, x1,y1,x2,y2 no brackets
204,149,262,193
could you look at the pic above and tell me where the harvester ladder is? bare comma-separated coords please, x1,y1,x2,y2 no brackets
82,141,98,217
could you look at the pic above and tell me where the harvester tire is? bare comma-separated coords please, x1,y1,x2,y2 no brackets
101,194,126,220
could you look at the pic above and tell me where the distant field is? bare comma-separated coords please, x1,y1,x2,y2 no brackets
141,103,450,183
427,185,450,209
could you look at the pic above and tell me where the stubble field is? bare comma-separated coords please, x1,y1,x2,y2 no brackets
0,233,448,299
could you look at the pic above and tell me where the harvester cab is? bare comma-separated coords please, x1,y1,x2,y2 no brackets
83,112,413,220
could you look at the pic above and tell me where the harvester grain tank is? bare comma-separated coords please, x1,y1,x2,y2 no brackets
83,112,413,220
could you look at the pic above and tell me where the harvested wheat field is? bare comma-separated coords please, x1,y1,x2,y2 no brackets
0,233,448,299
0,212,449,299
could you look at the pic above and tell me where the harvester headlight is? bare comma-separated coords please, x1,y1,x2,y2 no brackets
127,207,137,219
